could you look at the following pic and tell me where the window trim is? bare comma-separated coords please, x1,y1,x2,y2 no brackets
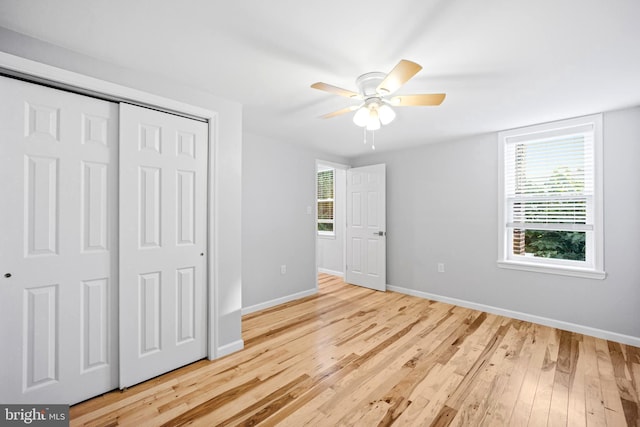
317,166,335,237
497,114,606,279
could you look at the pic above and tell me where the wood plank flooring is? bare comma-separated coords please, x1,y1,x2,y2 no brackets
70,274,640,426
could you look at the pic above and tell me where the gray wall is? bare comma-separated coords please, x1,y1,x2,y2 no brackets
242,132,346,310
351,107,640,342
0,27,244,352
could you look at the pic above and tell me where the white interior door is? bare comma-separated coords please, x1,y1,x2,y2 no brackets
0,76,119,404
119,104,208,388
345,164,386,291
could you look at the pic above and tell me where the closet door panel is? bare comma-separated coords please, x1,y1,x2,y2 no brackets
119,104,208,389
0,76,118,404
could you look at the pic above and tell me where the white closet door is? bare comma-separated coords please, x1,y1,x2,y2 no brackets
0,76,119,404
119,104,208,388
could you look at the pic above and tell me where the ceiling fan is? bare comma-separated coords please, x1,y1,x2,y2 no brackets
311,59,446,131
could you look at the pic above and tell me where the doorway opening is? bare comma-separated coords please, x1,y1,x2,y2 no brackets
315,160,348,281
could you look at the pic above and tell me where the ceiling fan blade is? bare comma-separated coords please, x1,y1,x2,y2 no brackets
377,60,423,94
391,93,446,106
320,106,358,119
311,82,360,99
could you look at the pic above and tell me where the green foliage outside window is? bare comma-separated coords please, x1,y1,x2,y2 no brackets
318,223,334,232
524,230,586,261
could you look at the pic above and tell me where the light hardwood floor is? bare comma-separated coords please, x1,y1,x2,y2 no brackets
71,274,640,426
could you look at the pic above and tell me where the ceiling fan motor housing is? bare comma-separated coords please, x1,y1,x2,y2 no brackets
356,72,387,97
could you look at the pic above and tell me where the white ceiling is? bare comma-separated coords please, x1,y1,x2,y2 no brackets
1,0,639,158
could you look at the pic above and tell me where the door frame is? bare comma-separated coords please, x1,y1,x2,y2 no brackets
314,159,349,288
0,51,225,360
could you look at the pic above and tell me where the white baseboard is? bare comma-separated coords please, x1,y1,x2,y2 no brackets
388,285,640,348
318,268,344,277
242,288,318,315
214,339,244,359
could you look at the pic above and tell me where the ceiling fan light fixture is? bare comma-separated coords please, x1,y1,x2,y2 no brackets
353,106,369,127
366,119,381,131
366,108,381,130
378,104,396,125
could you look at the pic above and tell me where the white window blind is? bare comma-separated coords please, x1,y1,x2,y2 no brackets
505,123,594,232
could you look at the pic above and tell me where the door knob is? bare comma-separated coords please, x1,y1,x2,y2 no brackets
4,273,11,278
373,231,386,236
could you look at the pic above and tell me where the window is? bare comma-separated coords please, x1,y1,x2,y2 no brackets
498,114,605,279
317,167,335,235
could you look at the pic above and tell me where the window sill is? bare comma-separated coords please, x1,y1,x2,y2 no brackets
317,232,336,239
497,260,606,280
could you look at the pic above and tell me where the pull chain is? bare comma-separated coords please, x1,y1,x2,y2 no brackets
362,128,377,150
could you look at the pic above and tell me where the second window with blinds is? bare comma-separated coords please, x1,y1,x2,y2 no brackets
317,166,335,236
498,114,605,279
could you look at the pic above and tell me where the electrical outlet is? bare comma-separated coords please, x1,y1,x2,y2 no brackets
280,265,287,275
437,263,445,273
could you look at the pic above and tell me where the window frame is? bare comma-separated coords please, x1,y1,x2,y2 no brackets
317,166,335,237
497,114,606,279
